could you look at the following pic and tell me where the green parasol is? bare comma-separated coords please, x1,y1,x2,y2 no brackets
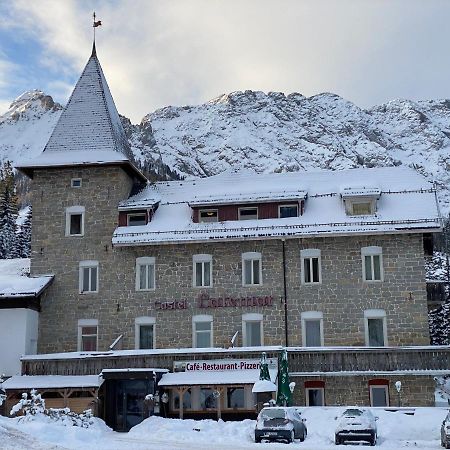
276,348,291,406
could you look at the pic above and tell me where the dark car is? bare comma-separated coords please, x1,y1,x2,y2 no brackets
255,406,307,443
441,411,450,448
335,408,378,446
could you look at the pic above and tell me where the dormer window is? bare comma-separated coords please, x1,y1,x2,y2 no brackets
238,207,258,220
341,186,381,217
350,201,373,216
127,213,146,226
279,204,298,218
199,209,218,223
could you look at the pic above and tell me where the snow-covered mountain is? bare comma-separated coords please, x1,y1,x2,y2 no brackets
2,89,450,212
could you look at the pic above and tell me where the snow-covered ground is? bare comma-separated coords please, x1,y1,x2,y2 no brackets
0,407,448,450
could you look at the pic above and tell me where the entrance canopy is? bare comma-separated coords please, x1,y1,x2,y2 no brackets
159,368,277,387
2,375,103,389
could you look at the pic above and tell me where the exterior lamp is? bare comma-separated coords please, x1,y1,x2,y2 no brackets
395,380,402,407
289,382,296,394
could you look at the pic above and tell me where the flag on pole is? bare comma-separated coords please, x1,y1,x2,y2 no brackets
93,20,102,27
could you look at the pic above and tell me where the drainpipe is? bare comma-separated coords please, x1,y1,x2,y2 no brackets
282,239,289,347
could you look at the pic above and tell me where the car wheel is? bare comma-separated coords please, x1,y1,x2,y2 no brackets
446,440,450,450
289,430,295,443
335,435,341,445
370,434,377,446
299,430,306,442
255,435,261,443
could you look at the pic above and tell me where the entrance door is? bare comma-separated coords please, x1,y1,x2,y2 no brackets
117,379,152,431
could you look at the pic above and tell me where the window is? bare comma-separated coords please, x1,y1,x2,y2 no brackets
306,388,324,406
227,387,245,408
193,254,213,288
135,317,156,349
300,249,321,284
242,313,263,346
127,213,146,226
135,257,155,291
200,388,217,409
65,206,85,236
279,204,298,218
361,246,383,281
352,202,372,215
238,207,258,220
193,315,213,348
301,311,324,347
344,199,376,216
173,389,192,410
71,178,82,188
364,309,387,346
242,252,262,286
199,209,218,223
77,319,98,351
79,260,99,293
305,381,325,406
369,380,389,407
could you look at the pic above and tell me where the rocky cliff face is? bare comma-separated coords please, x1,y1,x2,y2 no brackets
2,89,450,211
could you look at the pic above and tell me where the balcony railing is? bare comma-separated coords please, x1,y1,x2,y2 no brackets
21,346,450,376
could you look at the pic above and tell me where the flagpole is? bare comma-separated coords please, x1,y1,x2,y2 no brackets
93,11,96,45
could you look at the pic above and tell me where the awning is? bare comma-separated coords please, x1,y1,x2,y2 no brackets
159,369,277,387
2,375,103,390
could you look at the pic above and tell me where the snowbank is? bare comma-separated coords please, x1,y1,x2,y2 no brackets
0,407,448,449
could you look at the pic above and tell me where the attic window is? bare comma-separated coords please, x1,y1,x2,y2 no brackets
351,202,373,215
199,209,218,223
279,204,298,218
127,213,146,226
344,199,376,216
71,178,82,188
238,207,258,221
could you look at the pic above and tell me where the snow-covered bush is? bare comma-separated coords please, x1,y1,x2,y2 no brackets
10,389,94,428
10,389,45,419
0,375,5,407
46,407,94,428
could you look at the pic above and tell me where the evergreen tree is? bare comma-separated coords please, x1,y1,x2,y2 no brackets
17,206,32,258
0,160,19,259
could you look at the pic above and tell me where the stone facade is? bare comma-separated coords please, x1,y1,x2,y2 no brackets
291,375,436,407
31,165,430,354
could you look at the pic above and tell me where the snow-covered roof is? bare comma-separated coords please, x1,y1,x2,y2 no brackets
113,167,441,246
0,258,53,299
2,375,103,390
159,368,276,386
21,346,285,361
188,190,307,207
340,186,381,198
252,379,278,392
16,46,146,182
101,368,168,374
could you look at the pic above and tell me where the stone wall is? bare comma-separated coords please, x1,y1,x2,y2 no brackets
291,375,436,407
31,166,430,353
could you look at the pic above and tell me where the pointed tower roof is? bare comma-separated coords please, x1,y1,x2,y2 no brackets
17,47,146,182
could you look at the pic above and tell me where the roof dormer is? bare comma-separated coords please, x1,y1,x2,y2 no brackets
341,186,381,216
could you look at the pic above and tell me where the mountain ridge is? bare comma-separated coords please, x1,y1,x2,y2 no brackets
1,89,450,211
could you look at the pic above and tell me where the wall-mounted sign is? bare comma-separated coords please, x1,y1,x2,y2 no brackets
174,358,278,372
155,300,187,310
154,294,274,311
198,293,273,309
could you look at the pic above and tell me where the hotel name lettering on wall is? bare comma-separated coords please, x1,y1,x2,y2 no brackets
155,294,274,310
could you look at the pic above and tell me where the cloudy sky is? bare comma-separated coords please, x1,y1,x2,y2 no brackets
0,0,449,122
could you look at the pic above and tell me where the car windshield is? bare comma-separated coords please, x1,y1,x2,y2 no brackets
343,409,363,417
261,409,286,419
